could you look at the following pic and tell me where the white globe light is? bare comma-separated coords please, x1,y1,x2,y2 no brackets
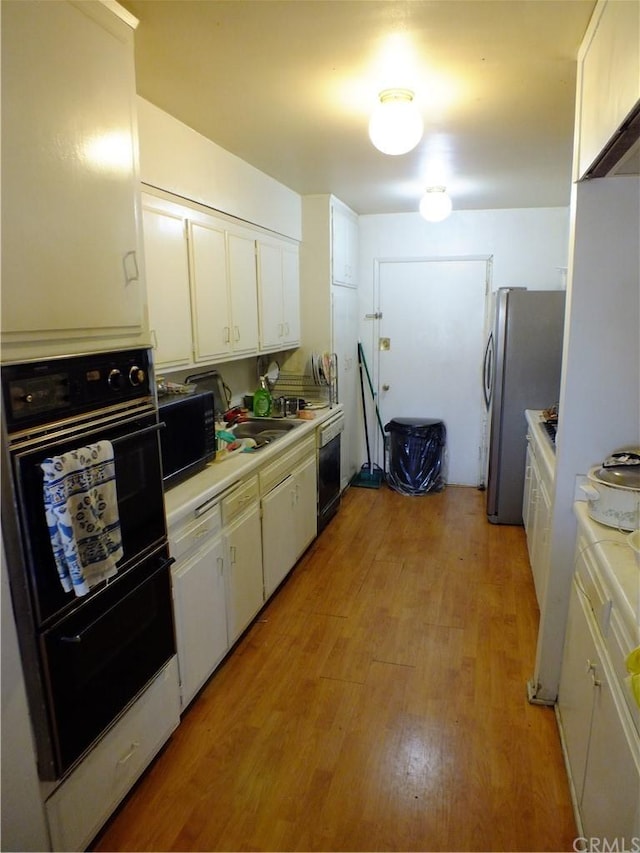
419,187,453,222
368,89,424,156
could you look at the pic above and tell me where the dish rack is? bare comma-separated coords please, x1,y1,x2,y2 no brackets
275,353,338,408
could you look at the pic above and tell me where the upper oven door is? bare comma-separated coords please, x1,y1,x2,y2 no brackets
12,409,166,628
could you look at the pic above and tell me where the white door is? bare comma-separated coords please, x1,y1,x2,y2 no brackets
377,259,488,486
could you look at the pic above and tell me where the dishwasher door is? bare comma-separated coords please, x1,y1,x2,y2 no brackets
317,413,344,532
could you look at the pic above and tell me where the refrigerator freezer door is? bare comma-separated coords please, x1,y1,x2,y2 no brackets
486,289,565,524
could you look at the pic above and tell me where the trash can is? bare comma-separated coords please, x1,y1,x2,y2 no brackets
384,418,446,495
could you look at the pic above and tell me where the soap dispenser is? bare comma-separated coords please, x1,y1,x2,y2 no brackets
253,375,272,417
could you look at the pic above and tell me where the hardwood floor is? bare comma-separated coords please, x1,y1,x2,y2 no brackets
93,485,577,852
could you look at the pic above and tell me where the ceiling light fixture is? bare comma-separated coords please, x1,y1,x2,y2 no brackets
419,186,453,222
368,88,424,156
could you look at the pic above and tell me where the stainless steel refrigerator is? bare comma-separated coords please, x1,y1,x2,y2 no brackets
484,288,565,524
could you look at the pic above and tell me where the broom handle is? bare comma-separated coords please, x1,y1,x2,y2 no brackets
357,342,385,438
357,343,372,472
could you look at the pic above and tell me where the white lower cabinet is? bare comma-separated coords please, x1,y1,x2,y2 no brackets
558,568,640,839
261,436,317,598
222,477,264,644
523,428,553,609
170,500,228,709
45,658,180,852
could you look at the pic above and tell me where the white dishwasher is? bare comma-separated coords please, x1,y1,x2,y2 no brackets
317,410,345,532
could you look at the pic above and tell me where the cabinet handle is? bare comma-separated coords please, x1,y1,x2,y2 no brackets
151,329,158,350
224,326,231,344
234,326,240,342
586,659,602,687
122,250,139,284
278,323,284,338
284,322,290,336
217,555,224,576
117,741,140,766
230,545,237,565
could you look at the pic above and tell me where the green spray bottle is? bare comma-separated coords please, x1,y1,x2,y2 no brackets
253,375,272,417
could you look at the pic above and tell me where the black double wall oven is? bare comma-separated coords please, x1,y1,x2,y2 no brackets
1,349,176,780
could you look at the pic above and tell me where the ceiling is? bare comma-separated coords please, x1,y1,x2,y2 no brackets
119,0,596,215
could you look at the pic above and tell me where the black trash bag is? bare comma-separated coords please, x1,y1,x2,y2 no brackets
384,418,446,495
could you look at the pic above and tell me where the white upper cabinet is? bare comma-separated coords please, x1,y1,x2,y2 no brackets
142,203,193,370
257,239,301,352
189,220,231,362
331,198,359,287
1,0,146,361
226,232,261,357
142,192,262,371
576,0,640,178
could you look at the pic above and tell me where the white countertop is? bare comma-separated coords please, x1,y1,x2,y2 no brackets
525,409,556,484
163,405,342,529
574,500,639,647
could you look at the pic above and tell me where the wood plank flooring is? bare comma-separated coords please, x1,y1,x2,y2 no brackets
92,485,577,852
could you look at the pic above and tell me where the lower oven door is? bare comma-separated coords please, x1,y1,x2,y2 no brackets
43,548,175,777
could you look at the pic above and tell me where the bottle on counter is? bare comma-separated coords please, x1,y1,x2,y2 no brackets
253,375,272,417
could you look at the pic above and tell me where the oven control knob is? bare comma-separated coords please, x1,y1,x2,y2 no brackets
128,366,146,387
107,368,125,391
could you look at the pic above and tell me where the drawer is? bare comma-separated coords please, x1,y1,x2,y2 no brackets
46,658,180,852
259,434,316,495
575,532,612,635
221,475,259,525
169,500,222,561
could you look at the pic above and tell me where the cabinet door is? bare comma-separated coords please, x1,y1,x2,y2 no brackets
189,220,231,362
2,0,144,356
227,232,259,356
557,580,597,803
262,475,297,598
171,534,227,709
257,240,300,351
577,0,640,178
224,504,264,644
522,444,535,540
143,205,193,370
532,478,552,609
293,454,318,559
332,285,359,488
257,241,284,350
282,245,301,347
332,202,358,287
582,660,640,839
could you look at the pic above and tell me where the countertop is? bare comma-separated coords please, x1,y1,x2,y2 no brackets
574,500,639,647
163,405,342,529
525,409,556,484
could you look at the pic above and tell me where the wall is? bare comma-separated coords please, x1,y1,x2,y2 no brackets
533,175,640,702
357,206,569,372
137,98,302,241
1,539,50,852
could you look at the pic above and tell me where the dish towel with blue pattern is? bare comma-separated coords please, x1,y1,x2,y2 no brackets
41,441,123,596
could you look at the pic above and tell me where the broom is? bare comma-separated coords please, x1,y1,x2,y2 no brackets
351,341,385,488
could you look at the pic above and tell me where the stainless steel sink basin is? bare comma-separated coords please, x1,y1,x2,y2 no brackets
230,417,302,447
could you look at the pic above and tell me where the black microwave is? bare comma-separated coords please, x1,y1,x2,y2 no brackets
158,391,216,487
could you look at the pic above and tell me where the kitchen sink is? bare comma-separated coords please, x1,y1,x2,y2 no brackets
230,417,303,447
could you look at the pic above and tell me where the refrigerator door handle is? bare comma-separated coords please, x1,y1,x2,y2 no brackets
483,332,494,408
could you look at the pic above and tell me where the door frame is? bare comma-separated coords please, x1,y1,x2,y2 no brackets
368,254,494,483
